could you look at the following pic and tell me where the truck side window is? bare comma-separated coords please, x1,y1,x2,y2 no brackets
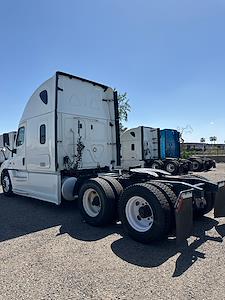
16,127,25,147
39,90,48,105
40,124,46,144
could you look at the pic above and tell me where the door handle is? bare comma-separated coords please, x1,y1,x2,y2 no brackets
22,157,25,166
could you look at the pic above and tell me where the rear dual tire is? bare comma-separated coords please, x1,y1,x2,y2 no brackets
151,160,164,170
79,178,175,243
149,181,177,227
151,160,180,175
78,177,121,226
118,183,172,243
191,158,203,172
164,160,179,175
99,176,123,200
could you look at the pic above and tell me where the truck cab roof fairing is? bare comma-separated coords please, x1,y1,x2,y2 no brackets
20,76,56,124
20,72,110,125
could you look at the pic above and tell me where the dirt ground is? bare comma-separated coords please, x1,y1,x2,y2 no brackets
0,164,225,299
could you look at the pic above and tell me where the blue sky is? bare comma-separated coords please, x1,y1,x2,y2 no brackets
0,0,225,142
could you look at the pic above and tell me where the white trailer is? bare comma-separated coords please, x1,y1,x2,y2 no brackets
0,131,17,166
1,72,225,244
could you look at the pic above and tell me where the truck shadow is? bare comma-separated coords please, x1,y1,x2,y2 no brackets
0,192,119,243
0,193,224,277
215,223,225,238
110,217,223,277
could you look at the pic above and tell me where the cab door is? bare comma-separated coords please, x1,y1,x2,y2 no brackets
14,125,26,169
10,123,28,192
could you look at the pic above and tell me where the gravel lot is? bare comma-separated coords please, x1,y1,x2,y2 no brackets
0,164,225,300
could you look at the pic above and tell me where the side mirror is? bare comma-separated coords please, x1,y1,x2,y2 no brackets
12,149,17,154
3,133,9,146
0,147,7,160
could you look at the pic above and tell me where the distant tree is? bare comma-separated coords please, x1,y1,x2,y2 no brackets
200,138,206,152
117,92,131,132
210,136,217,144
177,125,193,143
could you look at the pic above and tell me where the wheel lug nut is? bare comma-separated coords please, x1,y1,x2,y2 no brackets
137,215,141,221
136,201,140,206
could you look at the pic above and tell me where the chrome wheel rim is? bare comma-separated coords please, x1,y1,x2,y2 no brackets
125,196,154,232
83,188,101,217
166,163,175,173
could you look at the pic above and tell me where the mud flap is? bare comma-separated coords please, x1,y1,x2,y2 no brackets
214,182,225,218
175,190,193,245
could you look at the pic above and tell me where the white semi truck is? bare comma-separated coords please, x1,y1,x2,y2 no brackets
0,131,17,166
121,126,160,170
1,71,225,244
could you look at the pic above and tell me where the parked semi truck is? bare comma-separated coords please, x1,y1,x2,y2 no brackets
1,72,225,244
158,128,194,174
121,126,189,174
0,131,17,166
121,127,215,175
160,129,216,173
